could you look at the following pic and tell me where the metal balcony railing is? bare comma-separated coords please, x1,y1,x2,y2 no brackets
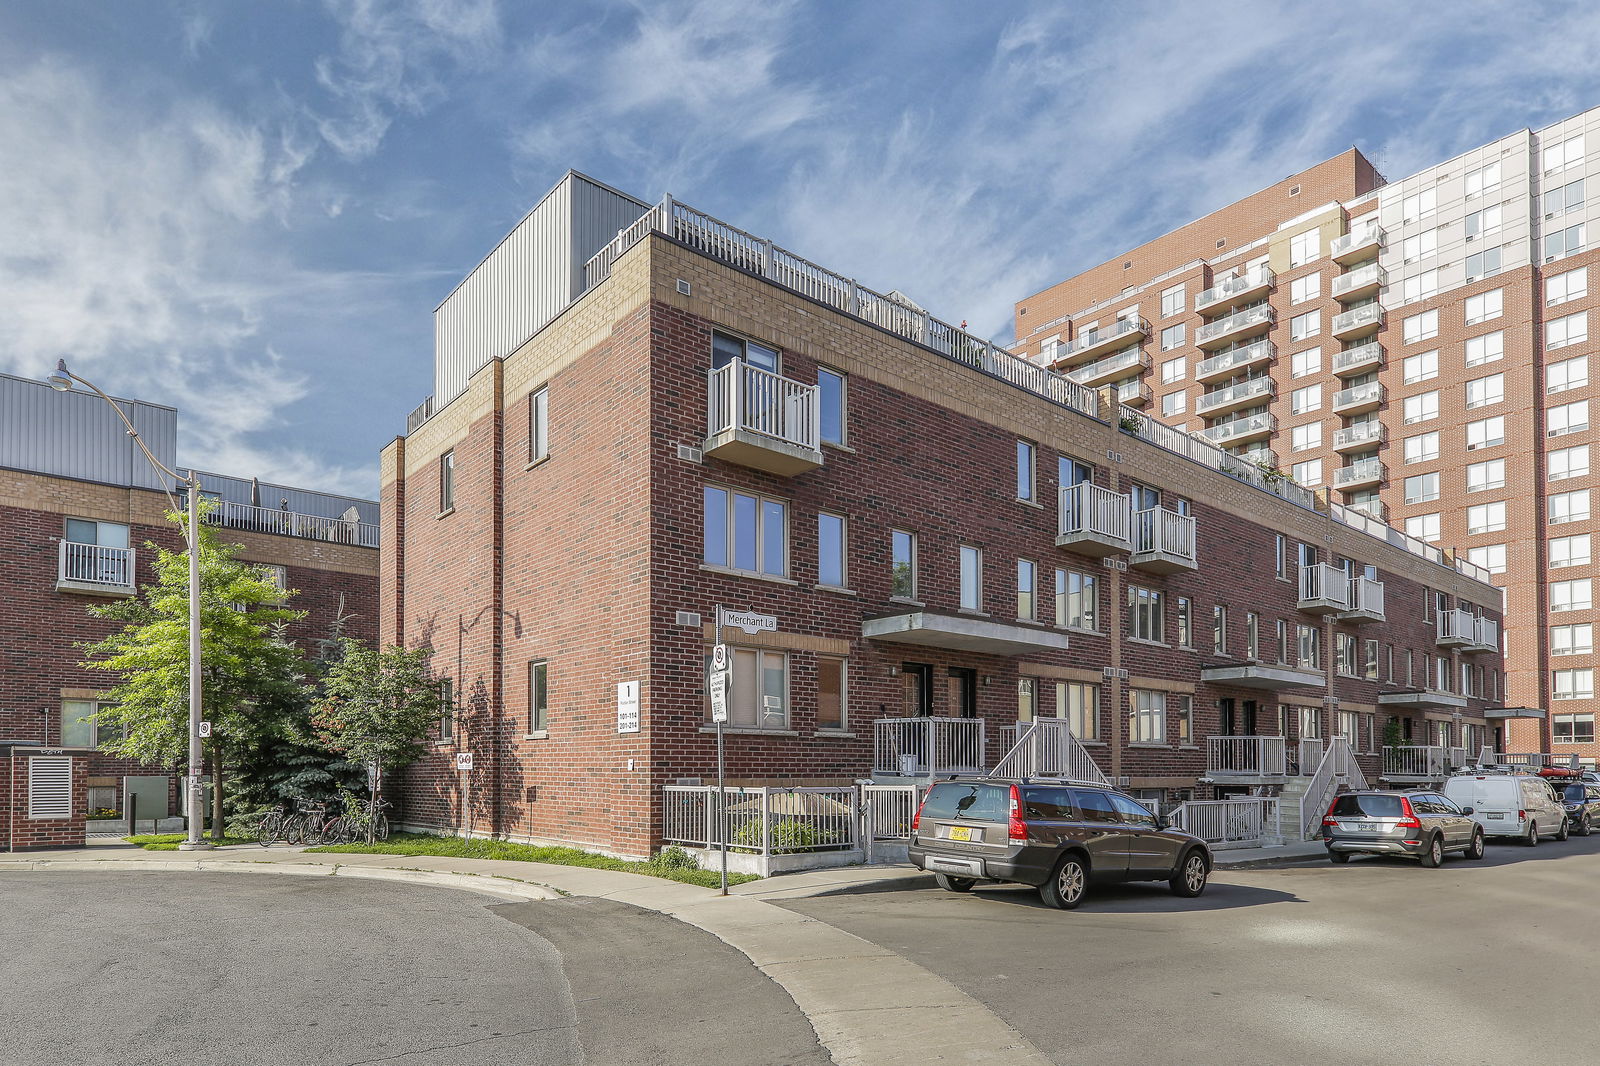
1194,266,1275,314
1299,563,1352,611
1195,376,1275,415
1344,575,1386,621
203,501,379,548
1331,225,1386,261
1065,346,1149,386
1331,263,1387,300
707,358,821,450
1332,381,1384,412
1195,304,1275,348
1333,421,1385,449
1437,608,1477,646
1206,736,1288,777
1201,411,1274,445
1383,745,1447,778
58,542,135,589
1059,482,1132,545
1332,303,1384,336
1474,616,1500,651
873,717,985,778
1332,341,1383,375
1334,458,1386,488
1132,506,1197,563
1059,317,1150,360
1195,339,1275,381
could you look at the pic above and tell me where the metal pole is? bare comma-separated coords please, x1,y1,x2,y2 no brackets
180,476,211,850
716,605,727,897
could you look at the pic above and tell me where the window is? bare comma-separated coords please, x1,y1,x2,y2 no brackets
1174,695,1194,746
1543,133,1585,174
1290,310,1320,341
1464,161,1501,198
1057,569,1098,631
1465,459,1505,493
1289,229,1320,267
1291,274,1320,304
1466,415,1504,449
1464,289,1503,325
1290,347,1321,378
1548,267,1588,306
1546,359,1589,401
1161,283,1185,318
960,545,983,611
528,386,549,463
1060,456,1092,489
1547,224,1587,261
1554,669,1595,701
1550,445,1590,481
817,512,847,588
891,530,917,598
1555,715,1597,744
818,367,846,446
1162,391,1186,417
1276,619,1289,663
1291,459,1322,487
1464,204,1502,240
1548,312,1589,351
1296,625,1320,670
1058,682,1100,741
1552,579,1593,613
60,700,110,748
1465,331,1504,367
1401,229,1437,262
439,450,456,512
1404,391,1439,424
1403,350,1439,383
1295,704,1321,740
1160,323,1186,351
1246,612,1260,660
1129,586,1165,643
1406,514,1441,542
253,563,289,605
1161,356,1187,383
1364,638,1380,680
1546,177,1585,217
1404,432,1440,464
438,678,455,740
1298,542,1318,569
1130,689,1166,743
1401,270,1438,303
1553,623,1594,656
817,657,846,730
528,661,549,733
1274,535,1287,580
703,486,787,577
1403,309,1439,344
1212,605,1228,655
1336,633,1359,678
1401,187,1436,220
1465,373,1504,410
712,331,779,372
1552,534,1592,568
1551,491,1591,526
1175,596,1192,647
1466,501,1506,534
1404,472,1440,505
1291,384,1322,414
1550,401,1589,438
1017,559,1036,620
707,648,788,728
1291,423,1322,451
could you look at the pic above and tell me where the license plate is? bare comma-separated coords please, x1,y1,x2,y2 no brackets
1487,813,1504,819
1359,822,1377,832
947,826,972,842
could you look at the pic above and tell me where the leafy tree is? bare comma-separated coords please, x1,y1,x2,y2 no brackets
80,509,307,840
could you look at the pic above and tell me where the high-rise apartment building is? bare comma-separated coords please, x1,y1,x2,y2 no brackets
1014,106,1600,763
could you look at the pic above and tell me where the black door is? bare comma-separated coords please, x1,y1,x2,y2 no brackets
947,667,977,719
1241,700,1258,735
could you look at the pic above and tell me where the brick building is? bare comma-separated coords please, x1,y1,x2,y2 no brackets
383,174,1507,859
0,373,378,831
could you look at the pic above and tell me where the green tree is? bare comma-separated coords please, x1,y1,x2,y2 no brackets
311,639,443,838
80,510,307,840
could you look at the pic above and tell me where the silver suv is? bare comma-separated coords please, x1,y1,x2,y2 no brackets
1322,790,1486,867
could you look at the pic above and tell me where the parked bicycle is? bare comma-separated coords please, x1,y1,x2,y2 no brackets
284,800,336,845
254,804,290,847
331,797,391,844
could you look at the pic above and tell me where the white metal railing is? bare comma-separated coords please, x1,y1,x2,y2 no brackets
1475,616,1500,650
1332,341,1383,374
1206,736,1287,777
1494,752,1581,770
1332,381,1384,410
583,198,1098,419
1195,339,1274,380
990,719,1109,785
706,358,821,451
1060,317,1149,359
406,395,435,433
1437,608,1476,644
1334,458,1386,487
1342,740,1371,791
861,784,921,862
1384,745,1447,778
1168,797,1282,849
58,541,135,588
1194,265,1275,312
202,500,379,548
1132,506,1196,562
1455,556,1493,583
874,717,986,778
1059,482,1132,544
1329,501,1448,567
1346,575,1386,618
1447,746,1469,769
1114,403,1314,509
1333,421,1385,448
1116,379,1153,405
1195,303,1274,346
1297,736,1324,774
1200,411,1274,445
1299,563,1352,609
1331,224,1385,258
1332,304,1384,334
1297,737,1361,841
662,785,858,858
1066,346,1148,384
1195,376,1274,414
1331,263,1387,298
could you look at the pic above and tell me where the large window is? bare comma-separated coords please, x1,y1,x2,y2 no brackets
1551,445,1591,481
439,451,455,512
959,546,983,611
1466,415,1505,450
1058,682,1100,742
438,678,455,740
1129,586,1165,643
1130,689,1166,744
1554,669,1595,702
1403,391,1439,424
818,367,846,446
1548,267,1588,306
1550,401,1589,438
1403,350,1439,383
1551,534,1591,569
1404,473,1440,505
1552,579,1593,613
817,658,846,730
1548,312,1589,350
1465,460,1505,493
60,700,111,748
817,512,847,589
528,387,549,464
891,530,917,599
707,648,788,728
1464,161,1501,198
1555,714,1596,744
1212,605,1228,655
1553,623,1594,656
1548,356,1589,394
712,331,779,372
1289,229,1320,267
1465,373,1504,410
1551,491,1591,526
1296,625,1320,670
1290,311,1320,341
1016,440,1036,502
1403,310,1439,344
1546,178,1586,217
1465,331,1505,367
528,661,549,733
703,485,787,577
1466,502,1506,535
1292,423,1322,451
1161,283,1185,317
1336,633,1358,677
1404,432,1440,464
1056,569,1098,631
1464,289,1503,325
1291,384,1321,414
1176,596,1193,648
1402,268,1438,302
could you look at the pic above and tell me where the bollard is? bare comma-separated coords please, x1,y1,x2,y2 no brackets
128,793,138,837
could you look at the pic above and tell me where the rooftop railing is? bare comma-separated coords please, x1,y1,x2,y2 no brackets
203,500,379,548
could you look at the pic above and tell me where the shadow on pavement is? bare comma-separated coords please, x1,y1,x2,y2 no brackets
813,873,1301,912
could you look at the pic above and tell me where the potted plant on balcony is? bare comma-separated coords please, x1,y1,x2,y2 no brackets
1118,413,1144,434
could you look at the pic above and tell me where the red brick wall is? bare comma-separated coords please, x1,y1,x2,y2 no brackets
0,752,88,850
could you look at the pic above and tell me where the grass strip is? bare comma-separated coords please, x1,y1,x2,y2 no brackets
124,833,258,850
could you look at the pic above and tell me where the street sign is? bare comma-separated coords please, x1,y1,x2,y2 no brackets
711,643,729,671
719,609,777,634
616,681,641,734
198,721,212,738
709,666,729,723
455,752,474,771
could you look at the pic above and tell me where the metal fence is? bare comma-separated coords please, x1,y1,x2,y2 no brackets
662,785,859,855
873,717,985,778
1168,797,1282,849
58,541,134,588
203,500,379,548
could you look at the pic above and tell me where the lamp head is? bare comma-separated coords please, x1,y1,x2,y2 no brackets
47,359,73,392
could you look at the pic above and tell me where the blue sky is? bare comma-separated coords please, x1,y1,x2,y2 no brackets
5,1,1600,498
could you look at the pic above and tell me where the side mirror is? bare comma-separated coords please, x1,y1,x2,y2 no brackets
1154,815,1168,830
1461,806,1475,816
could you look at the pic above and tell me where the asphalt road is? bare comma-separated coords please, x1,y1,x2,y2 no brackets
0,873,828,1066
783,834,1600,1066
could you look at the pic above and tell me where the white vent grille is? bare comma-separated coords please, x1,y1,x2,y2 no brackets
677,444,703,463
1116,776,1132,787
1101,667,1128,680
28,757,72,820
677,279,692,296
676,611,702,627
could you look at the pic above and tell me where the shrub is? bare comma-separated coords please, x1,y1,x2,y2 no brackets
651,846,699,870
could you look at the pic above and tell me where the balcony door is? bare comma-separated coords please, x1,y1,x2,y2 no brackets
901,663,933,718
947,667,977,719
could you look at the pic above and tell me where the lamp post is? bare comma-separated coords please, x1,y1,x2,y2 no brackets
47,359,212,851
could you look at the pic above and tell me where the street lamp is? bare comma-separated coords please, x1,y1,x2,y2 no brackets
48,359,212,851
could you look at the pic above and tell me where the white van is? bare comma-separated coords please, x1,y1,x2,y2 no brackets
1442,774,1568,845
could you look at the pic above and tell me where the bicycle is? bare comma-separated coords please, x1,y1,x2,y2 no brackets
285,800,334,845
254,805,289,847
336,797,391,844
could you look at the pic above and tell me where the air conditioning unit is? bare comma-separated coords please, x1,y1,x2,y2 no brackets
677,444,703,463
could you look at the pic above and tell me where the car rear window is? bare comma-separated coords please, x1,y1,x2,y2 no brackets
921,783,1009,823
1330,794,1403,818
1560,784,1587,802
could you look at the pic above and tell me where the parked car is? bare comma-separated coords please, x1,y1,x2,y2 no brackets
1442,773,1569,845
908,778,1212,910
1321,790,1485,866
1552,781,1600,835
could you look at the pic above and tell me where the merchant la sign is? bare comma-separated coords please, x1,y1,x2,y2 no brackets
719,608,777,634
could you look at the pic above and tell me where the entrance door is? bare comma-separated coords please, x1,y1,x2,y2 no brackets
1219,698,1237,736
902,663,933,717
1241,700,1258,736
947,668,977,719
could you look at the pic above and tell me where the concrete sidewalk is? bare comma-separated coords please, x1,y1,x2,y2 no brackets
1,843,1048,1066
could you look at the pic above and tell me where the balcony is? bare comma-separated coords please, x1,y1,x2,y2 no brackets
1057,482,1133,556
1194,266,1275,317
1331,381,1384,415
1235,445,1277,468
1380,745,1451,784
1195,304,1275,350
1437,607,1477,648
873,717,985,780
1330,224,1385,265
863,611,1069,657
1331,263,1387,302
1055,317,1150,366
1379,689,1469,711
1332,421,1386,452
1470,616,1500,654
1129,506,1197,574
1333,458,1386,490
704,358,824,475
1298,563,1351,613
1115,378,1153,407
1066,347,1149,388
1331,303,1384,340
203,501,379,548
1204,736,1287,781
1201,663,1326,692
1332,341,1383,377
1194,339,1275,383
1200,411,1274,446
1339,576,1387,624
57,542,136,597
1195,376,1275,418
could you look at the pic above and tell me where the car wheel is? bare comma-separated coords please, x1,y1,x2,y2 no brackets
1419,834,1444,868
934,873,975,893
1526,821,1540,847
1169,850,1209,898
1039,854,1088,910
1329,851,1351,864
1467,829,1486,860
1556,817,1570,842
1581,816,1593,837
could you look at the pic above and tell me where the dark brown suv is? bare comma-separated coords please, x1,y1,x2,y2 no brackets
908,778,1212,909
